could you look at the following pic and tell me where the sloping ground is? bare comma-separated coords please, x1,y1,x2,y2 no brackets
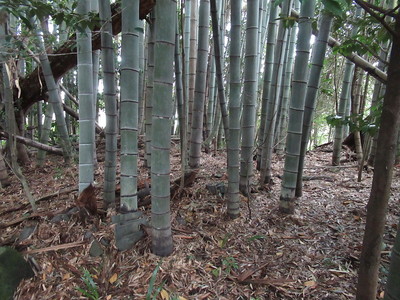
1,143,399,299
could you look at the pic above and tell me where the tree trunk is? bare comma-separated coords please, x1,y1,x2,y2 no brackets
275,0,299,155
256,0,278,170
332,6,362,165
188,0,198,140
227,0,242,219
188,0,210,169
239,0,259,195
0,149,10,188
99,0,118,207
174,18,188,185
296,10,333,197
351,67,364,163
279,0,315,213
260,0,292,184
119,0,140,213
77,0,95,193
36,103,54,166
210,0,229,142
356,13,400,300
384,216,400,299
37,19,73,164
151,0,176,257
144,16,155,170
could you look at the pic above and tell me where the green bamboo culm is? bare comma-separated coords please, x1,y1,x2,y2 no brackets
260,0,287,183
210,0,229,142
36,103,54,166
174,18,186,170
183,0,191,105
138,20,145,134
144,17,155,170
296,10,333,197
332,6,362,166
91,0,100,150
279,0,315,213
188,0,210,169
181,0,191,169
256,0,278,171
275,0,299,155
151,0,177,257
77,0,95,193
227,0,242,219
119,0,140,212
239,0,259,195
99,0,118,207
187,1,199,141
36,19,73,164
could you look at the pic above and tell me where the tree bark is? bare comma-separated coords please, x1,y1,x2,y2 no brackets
356,14,400,300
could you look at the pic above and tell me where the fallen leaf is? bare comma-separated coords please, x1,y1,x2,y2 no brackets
109,273,118,284
304,280,316,287
160,289,169,300
237,262,269,282
198,293,211,300
62,273,71,280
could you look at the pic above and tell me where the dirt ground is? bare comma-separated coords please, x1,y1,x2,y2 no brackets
1,141,399,299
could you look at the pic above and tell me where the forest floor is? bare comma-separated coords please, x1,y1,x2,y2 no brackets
1,141,400,300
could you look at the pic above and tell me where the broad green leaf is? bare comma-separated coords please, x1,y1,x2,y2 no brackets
322,0,349,17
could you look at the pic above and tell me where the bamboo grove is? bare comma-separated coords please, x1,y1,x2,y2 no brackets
1,0,400,298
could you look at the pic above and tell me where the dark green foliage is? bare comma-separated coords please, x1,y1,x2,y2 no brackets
76,268,99,300
0,0,100,32
322,0,350,17
332,15,393,57
326,102,383,135
146,260,165,300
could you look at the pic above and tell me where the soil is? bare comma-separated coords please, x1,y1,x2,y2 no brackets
1,141,399,300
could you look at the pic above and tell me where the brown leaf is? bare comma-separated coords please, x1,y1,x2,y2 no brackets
237,262,269,282
109,273,118,284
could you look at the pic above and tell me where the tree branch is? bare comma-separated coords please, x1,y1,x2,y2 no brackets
18,0,155,114
0,131,64,155
354,0,398,17
354,0,397,37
